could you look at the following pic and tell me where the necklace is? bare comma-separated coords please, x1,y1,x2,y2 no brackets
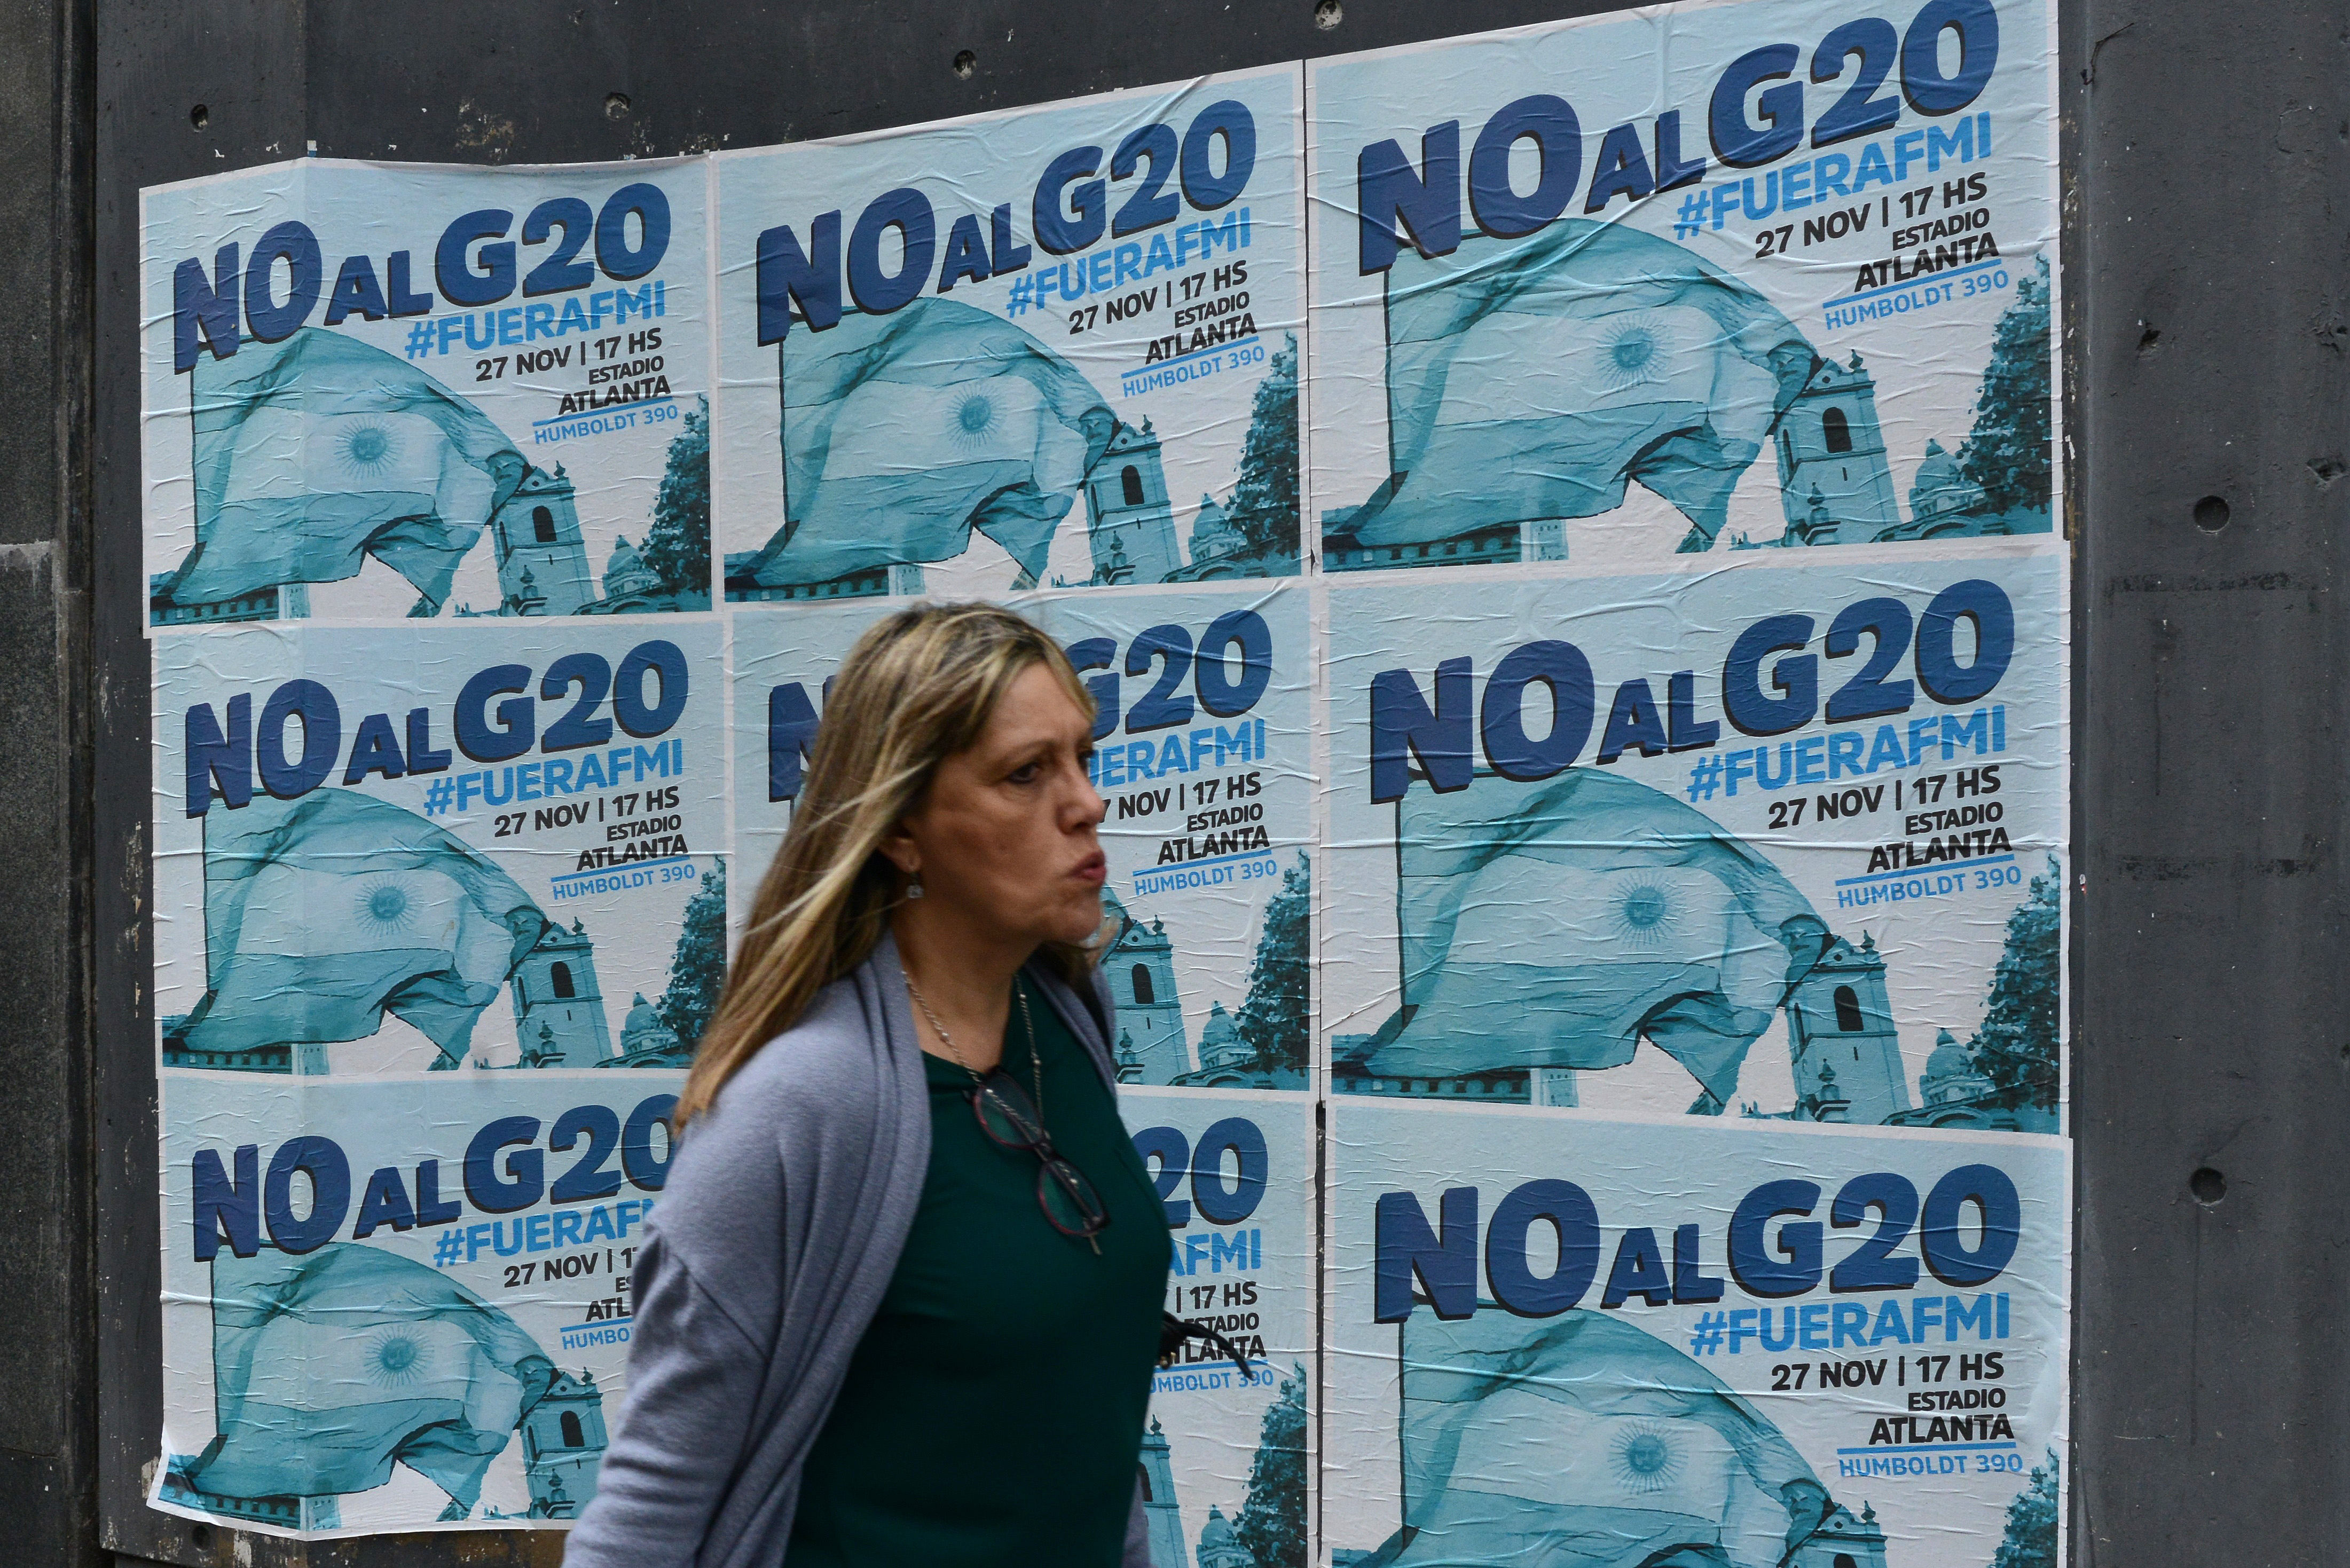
902,971,1044,1119
905,970,1105,1256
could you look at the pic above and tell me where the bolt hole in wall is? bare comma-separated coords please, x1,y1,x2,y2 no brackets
188,1522,211,1549
1314,0,1343,29
2193,495,2231,532
606,92,631,119
188,103,206,130
2190,1167,2227,1205
952,49,976,78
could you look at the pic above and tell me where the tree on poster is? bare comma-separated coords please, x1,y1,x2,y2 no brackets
643,398,712,598
1960,257,2054,514
1971,856,2061,1112
1993,1449,2061,1568
1227,334,1300,562
1237,853,1309,1080
656,862,727,1053
1236,1362,1307,1568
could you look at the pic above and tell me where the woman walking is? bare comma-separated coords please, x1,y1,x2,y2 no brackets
564,603,1168,1568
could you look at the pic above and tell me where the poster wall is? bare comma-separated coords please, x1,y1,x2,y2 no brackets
137,0,2064,1555
148,618,717,1533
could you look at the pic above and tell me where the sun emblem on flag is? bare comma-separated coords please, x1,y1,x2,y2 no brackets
1609,1422,1686,1494
352,875,420,938
334,420,400,478
946,391,999,453
1599,319,1668,395
1609,879,1678,950
363,1327,431,1388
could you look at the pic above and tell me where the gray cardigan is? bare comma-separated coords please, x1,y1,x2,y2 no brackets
561,934,1152,1568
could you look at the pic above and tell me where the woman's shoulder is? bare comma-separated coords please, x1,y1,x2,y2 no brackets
687,970,894,1154
648,968,906,1279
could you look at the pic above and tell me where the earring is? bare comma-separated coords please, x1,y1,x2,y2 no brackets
905,872,924,900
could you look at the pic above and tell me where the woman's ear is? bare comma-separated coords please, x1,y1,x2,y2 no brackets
875,822,919,878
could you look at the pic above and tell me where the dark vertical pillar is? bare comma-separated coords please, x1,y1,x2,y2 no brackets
0,0,98,1561
2074,0,2350,1561
89,2,309,1562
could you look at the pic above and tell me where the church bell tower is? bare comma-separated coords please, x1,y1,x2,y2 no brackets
492,464,597,614
1085,420,1182,585
1773,352,1904,545
1137,1418,1191,1568
1785,931,1913,1125
1101,887,1190,1083
509,918,615,1067
521,1368,610,1517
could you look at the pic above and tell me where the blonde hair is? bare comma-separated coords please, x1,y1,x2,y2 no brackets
674,601,1098,1126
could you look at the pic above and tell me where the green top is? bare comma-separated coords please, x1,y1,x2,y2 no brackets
785,978,1171,1567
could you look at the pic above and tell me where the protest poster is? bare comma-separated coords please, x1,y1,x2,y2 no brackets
142,157,712,627
1307,0,2057,575
712,66,1304,601
733,581,1312,1091
1323,551,2065,1132
153,619,728,1076
1325,1100,2068,1568
1123,1089,1315,1568
153,1071,679,1533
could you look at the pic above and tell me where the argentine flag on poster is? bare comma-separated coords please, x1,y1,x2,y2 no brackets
1345,223,1815,555
180,1246,554,1513
176,790,548,1067
731,298,1115,587
1369,767,1827,1109
1387,1309,1826,1568
165,329,525,614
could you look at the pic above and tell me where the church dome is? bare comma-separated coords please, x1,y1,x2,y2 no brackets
619,992,683,1062
1190,493,1242,560
1196,1504,1259,1568
1196,1002,1250,1073
1913,439,1961,493
1908,438,1985,522
1925,1028,1972,1081
603,533,663,600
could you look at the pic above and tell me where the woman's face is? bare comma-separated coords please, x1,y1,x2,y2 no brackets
892,661,1109,948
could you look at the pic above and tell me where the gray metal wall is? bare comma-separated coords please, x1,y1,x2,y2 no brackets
0,0,93,1558
0,0,2325,1562
2070,0,2350,1560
